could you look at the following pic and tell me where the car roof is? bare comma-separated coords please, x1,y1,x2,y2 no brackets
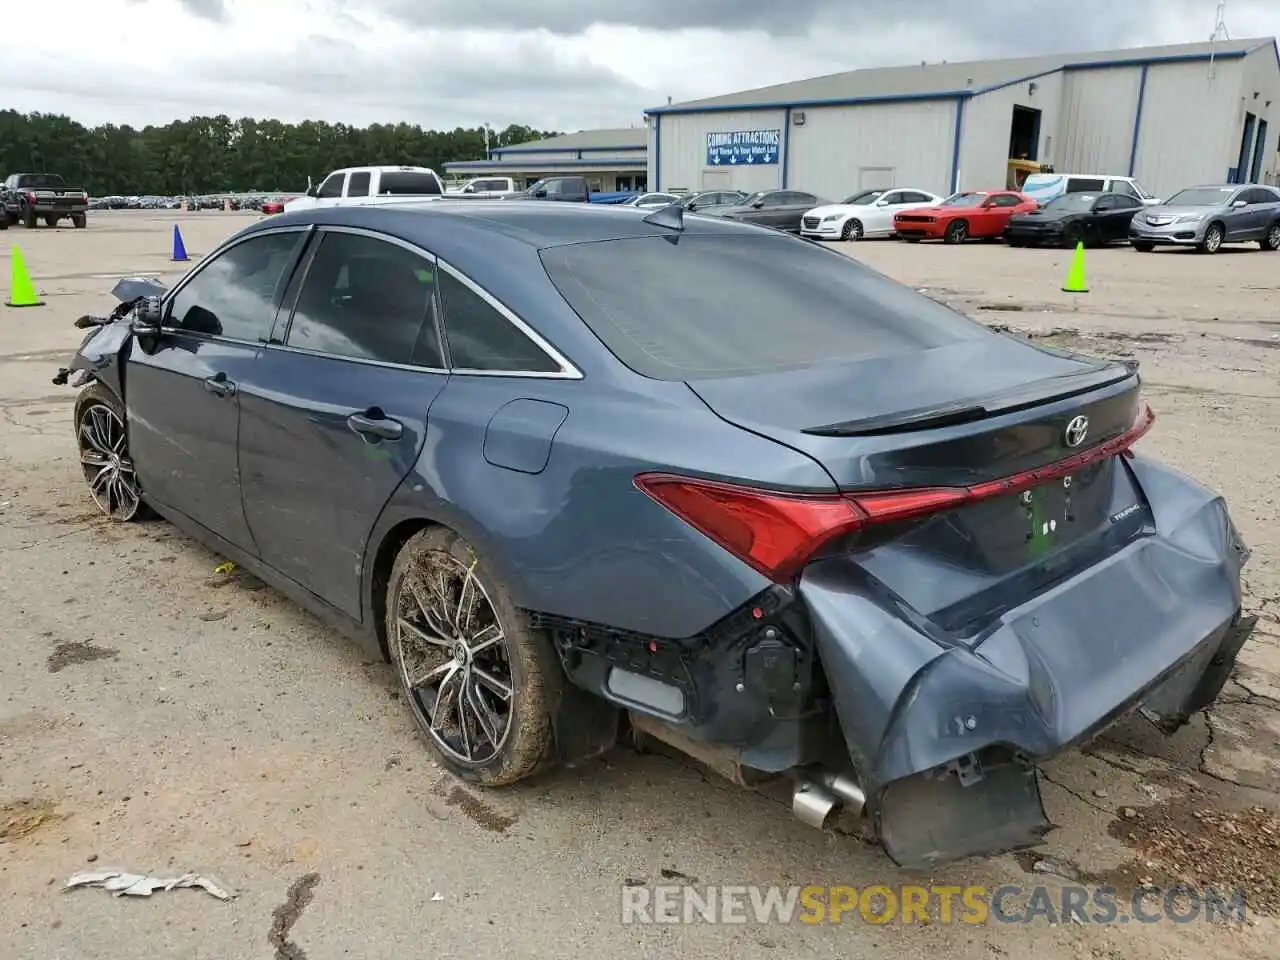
250,199,773,254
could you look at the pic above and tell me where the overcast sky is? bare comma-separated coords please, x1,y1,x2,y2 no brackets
6,0,1279,131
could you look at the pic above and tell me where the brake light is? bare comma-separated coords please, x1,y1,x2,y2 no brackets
26,192,36,203
636,402,1155,583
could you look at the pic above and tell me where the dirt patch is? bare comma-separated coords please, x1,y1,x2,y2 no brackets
1,799,59,841
1107,798,1280,915
268,872,320,960
47,640,118,673
435,782,516,833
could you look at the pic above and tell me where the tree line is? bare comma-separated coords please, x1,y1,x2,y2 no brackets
0,110,559,196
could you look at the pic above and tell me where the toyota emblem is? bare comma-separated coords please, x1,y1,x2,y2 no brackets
1063,415,1089,448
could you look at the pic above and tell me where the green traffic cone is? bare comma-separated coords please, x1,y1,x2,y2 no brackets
5,244,44,307
1062,240,1088,294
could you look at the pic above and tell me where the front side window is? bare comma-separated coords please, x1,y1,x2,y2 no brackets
316,174,344,198
285,232,443,367
988,194,1021,207
942,192,986,207
438,270,561,373
167,231,304,341
1110,179,1140,198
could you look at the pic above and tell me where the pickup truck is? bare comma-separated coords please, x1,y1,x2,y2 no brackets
509,176,592,202
283,165,445,214
448,176,519,198
2,173,89,228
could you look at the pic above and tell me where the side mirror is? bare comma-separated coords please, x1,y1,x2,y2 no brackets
132,296,164,352
751,200,764,208
1232,199,1247,208
875,198,889,206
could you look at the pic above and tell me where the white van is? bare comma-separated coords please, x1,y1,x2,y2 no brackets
1021,173,1161,207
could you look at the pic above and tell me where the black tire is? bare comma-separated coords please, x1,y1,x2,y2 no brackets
1062,225,1084,248
23,208,36,229
386,526,561,787
1007,236,1025,247
840,218,863,241
903,236,922,243
943,220,968,244
73,383,152,522
1132,241,1154,252
1197,223,1224,254
3,209,16,226
72,213,87,229
1261,221,1280,251
44,215,58,227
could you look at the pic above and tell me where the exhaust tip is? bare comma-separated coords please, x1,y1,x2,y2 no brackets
792,780,838,829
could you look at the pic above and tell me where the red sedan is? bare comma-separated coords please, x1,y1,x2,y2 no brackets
261,198,286,215
894,191,1038,243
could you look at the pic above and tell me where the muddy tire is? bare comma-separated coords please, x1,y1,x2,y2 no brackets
386,526,561,787
73,382,152,522
1197,223,1224,254
944,220,968,244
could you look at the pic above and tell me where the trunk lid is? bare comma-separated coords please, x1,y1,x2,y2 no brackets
687,340,1151,637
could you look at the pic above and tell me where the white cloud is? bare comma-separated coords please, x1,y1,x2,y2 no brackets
3,0,1278,130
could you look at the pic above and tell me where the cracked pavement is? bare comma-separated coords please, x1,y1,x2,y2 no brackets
1,214,1278,959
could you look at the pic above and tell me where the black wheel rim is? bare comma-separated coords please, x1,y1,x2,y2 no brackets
393,551,514,765
77,402,141,521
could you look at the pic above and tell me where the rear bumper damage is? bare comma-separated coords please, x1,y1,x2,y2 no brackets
801,455,1255,868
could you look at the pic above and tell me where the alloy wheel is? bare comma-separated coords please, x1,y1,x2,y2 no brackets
1204,226,1223,253
842,219,863,241
1266,224,1280,250
77,402,142,521
393,551,515,765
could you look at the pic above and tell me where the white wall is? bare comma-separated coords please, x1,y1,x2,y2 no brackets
1131,58,1242,198
1057,67,1144,174
957,70,1064,192
650,109,787,193
1237,45,1280,185
784,100,956,199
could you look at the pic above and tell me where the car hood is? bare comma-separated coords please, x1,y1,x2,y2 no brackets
805,204,867,218
1140,204,1220,218
900,205,974,218
1011,208,1078,223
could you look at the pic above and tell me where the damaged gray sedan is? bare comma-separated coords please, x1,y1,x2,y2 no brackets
57,204,1255,869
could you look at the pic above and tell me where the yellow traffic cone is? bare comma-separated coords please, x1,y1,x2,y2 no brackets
1062,240,1088,294
5,244,44,307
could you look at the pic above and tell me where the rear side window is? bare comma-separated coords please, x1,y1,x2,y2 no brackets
539,235,988,381
284,232,443,367
346,171,371,197
438,270,561,373
167,231,304,341
378,172,442,195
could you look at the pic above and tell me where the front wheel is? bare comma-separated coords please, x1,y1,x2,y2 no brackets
1198,223,1223,254
840,218,863,241
74,383,150,522
44,215,58,227
387,527,561,786
943,220,968,244
1132,241,1154,252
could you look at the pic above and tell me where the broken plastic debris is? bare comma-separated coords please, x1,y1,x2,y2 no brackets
213,561,236,575
65,870,235,901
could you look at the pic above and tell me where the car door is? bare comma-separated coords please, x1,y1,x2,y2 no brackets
1239,188,1273,239
974,193,1020,236
1104,193,1143,241
127,226,310,552
866,190,906,233
236,227,451,618
776,192,818,231
1220,187,1254,240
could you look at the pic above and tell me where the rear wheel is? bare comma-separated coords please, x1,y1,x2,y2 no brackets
944,220,968,244
1132,241,1154,252
1261,221,1280,251
74,383,149,522
2,209,16,226
44,215,58,227
840,218,863,241
387,527,561,786
1198,223,1224,254
23,208,36,229
72,213,87,229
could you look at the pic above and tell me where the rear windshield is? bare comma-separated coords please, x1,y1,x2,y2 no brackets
17,174,67,188
377,172,442,195
539,235,989,380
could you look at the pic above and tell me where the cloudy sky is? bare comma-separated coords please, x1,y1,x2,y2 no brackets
6,0,1279,131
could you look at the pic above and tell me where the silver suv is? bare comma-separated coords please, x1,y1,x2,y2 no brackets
1129,183,1280,254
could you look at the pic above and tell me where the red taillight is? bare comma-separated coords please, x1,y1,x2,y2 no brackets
26,192,36,203
636,402,1155,583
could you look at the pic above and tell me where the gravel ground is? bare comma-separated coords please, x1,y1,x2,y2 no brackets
1,212,1277,959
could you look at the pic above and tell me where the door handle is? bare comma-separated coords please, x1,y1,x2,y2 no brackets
203,373,236,397
347,410,403,441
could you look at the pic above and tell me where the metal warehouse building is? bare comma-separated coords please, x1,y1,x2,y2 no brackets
443,128,648,192
645,38,1280,202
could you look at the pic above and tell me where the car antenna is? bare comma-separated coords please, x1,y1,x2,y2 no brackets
642,200,685,231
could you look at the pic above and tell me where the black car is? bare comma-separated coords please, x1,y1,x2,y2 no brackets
1005,192,1144,248
703,189,827,233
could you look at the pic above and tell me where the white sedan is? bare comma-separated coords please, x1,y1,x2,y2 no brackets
800,188,945,241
